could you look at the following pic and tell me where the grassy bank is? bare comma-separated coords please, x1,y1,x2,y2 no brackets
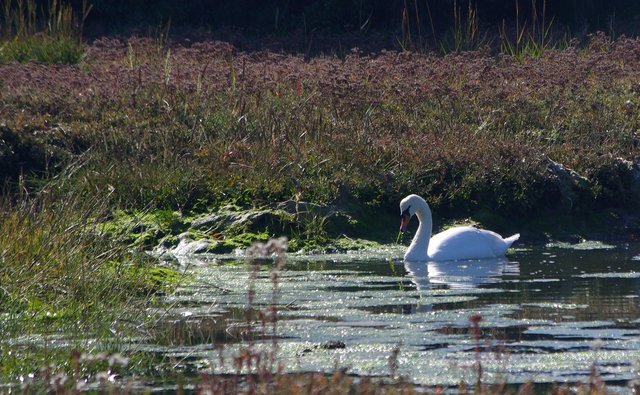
0,179,184,379
2,34,640,226
2,29,640,386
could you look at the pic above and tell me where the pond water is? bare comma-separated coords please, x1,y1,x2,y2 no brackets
146,241,640,391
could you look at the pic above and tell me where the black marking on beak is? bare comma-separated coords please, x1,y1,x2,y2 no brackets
399,206,411,232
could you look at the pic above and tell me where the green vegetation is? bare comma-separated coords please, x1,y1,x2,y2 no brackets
2,32,640,246
0,184,183,381
0,0,90,64
0,0,640,390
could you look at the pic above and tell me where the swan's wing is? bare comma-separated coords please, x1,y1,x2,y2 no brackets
428,226,509,260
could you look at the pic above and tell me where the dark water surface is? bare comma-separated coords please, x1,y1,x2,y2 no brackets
152,241,640,390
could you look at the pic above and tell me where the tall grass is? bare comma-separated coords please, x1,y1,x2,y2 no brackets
404,0,488,53
0,176,177,381
0,0,90,64
402,0,572,57
2,34,639,220
438,0,489,54
499,0,567,61
1,190,132,314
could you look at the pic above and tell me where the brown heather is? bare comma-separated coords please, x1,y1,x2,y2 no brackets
1,33,639,217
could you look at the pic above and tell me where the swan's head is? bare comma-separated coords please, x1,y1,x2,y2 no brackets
399,194,423,231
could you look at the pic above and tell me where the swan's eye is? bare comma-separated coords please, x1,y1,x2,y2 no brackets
401,206,411,217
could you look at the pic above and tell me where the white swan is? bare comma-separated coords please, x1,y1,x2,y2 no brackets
400,194,520,261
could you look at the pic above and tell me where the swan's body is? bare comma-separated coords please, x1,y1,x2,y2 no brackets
400,194,519,261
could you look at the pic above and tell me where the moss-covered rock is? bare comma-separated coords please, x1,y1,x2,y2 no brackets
128,199,395,258
190,205,293,234
101,210,188,249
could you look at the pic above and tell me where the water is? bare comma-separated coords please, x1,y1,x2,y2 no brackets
148,242,640,390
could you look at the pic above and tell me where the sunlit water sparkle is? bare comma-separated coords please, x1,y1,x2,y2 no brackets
144,242,640,390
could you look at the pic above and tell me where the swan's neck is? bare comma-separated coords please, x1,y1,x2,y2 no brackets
408,204,433,258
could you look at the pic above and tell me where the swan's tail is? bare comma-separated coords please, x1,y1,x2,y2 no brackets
504,233,520,247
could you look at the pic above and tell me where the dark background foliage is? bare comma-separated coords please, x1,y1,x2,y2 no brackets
78,0,639,38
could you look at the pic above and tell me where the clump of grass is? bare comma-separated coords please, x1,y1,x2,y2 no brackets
499,0,567,61
439,0,489,54
0,33,82,63
401,0,489,53
0,179,180,382
0,0,90,64
0,189,154,317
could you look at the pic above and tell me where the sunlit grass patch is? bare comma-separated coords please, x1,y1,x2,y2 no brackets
0,0,89,64
0,191,142,315
0,35,83,64
0,185,183,382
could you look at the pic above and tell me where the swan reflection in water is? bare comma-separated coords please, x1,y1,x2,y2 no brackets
403,258,520,313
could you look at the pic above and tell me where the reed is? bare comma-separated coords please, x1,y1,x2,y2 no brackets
439,0,489,54
499,0,568,61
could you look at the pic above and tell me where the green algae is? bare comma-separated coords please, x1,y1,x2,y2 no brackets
522,302,589,310
573,272,640,279
104,204,373,256
545,240,617,250
100,210,188,249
